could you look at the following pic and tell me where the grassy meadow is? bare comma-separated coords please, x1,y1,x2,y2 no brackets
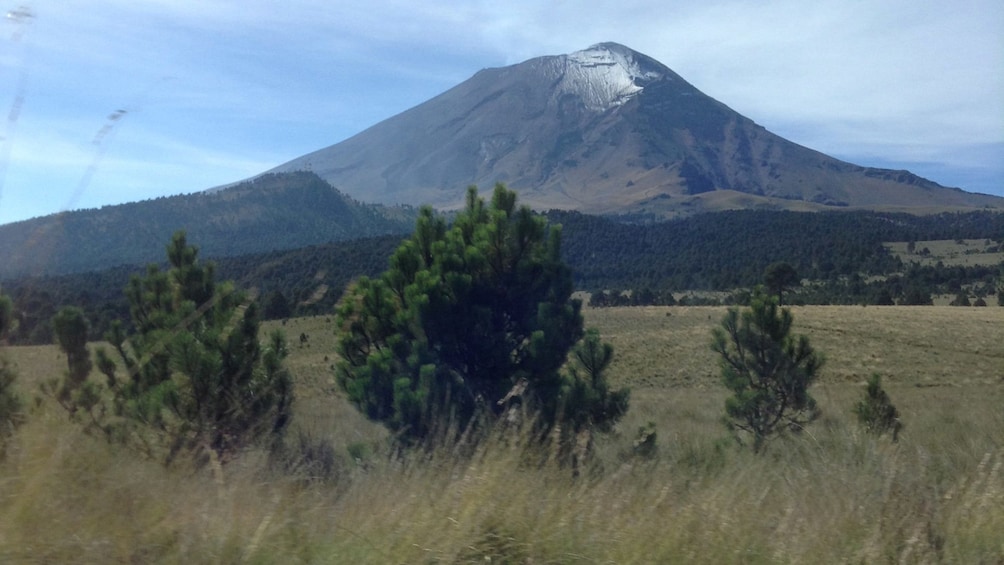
885,238,1004,268
1,305,1002,563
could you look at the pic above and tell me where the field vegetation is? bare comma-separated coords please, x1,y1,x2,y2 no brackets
885,238,1004,268
1,305,1001,562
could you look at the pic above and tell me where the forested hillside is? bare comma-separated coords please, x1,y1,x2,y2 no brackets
0,172,415,278
555,209,1004,290
2,210,1001,343
1,234,404,344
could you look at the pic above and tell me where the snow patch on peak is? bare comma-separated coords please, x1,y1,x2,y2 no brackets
558,43,663,111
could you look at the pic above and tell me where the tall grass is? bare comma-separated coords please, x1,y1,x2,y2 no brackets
2,386,1000,562
1,306,1002,562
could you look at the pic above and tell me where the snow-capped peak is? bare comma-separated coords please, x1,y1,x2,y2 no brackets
559,43,663,111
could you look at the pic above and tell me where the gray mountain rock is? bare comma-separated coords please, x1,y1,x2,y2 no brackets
267,42,1001,216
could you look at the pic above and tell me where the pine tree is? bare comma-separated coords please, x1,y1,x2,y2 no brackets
335,184,627,446
262,289,293,320
0,293,25,452
711,289,823,452
50,307,93,403
557,329,630,468
764,262,799,306
853,374,902,441
93,232,293,466
901,285,933,305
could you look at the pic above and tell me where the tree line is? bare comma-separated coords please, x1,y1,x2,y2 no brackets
2,208,1001,345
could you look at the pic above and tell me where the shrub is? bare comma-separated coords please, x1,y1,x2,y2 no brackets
853,374,902,441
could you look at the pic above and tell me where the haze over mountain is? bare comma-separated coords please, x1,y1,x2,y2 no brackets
267,42,1002,216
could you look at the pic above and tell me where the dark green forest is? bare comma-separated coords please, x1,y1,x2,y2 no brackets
0,172,415,278
1,209,1001,344
555,209,1003,290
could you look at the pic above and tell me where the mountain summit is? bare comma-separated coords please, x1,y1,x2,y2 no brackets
269,43,1000,216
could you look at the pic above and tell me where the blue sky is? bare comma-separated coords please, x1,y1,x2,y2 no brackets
0,0,1001,224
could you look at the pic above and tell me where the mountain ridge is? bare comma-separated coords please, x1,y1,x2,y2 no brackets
0,172,415,278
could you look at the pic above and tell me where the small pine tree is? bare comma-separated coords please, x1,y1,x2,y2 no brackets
91,232,294,466
0,293,26,452
711,289,823,452
556,329,630,466
49,307,96,415
853,374,902,441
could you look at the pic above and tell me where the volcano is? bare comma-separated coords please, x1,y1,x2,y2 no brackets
265,42,1001,216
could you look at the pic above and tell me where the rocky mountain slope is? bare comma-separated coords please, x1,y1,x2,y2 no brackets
267,42,1002,216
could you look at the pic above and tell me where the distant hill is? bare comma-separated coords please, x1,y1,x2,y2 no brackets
266,42,1003,216
0,172,415,278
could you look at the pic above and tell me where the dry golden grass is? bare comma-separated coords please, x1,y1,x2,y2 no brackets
885,238,1004,267
585,305,1004,388
1,305,1002,562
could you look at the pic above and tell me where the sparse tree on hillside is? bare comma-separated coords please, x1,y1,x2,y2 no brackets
764,262,799,306
711,289,823,452
92,232,293,466
872,288,895,306
0,294,13,343
262,289,292,320
335,184,628,448
901,285,933,306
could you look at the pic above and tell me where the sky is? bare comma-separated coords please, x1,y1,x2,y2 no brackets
0,0,1001,225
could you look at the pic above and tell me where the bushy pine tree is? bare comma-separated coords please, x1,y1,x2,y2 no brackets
90,232,293,466
712,289,823,452
335,185,627,446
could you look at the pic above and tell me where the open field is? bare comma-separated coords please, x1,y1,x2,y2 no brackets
1,306,1002,562
583,305,1003,388
885,238,1004,267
